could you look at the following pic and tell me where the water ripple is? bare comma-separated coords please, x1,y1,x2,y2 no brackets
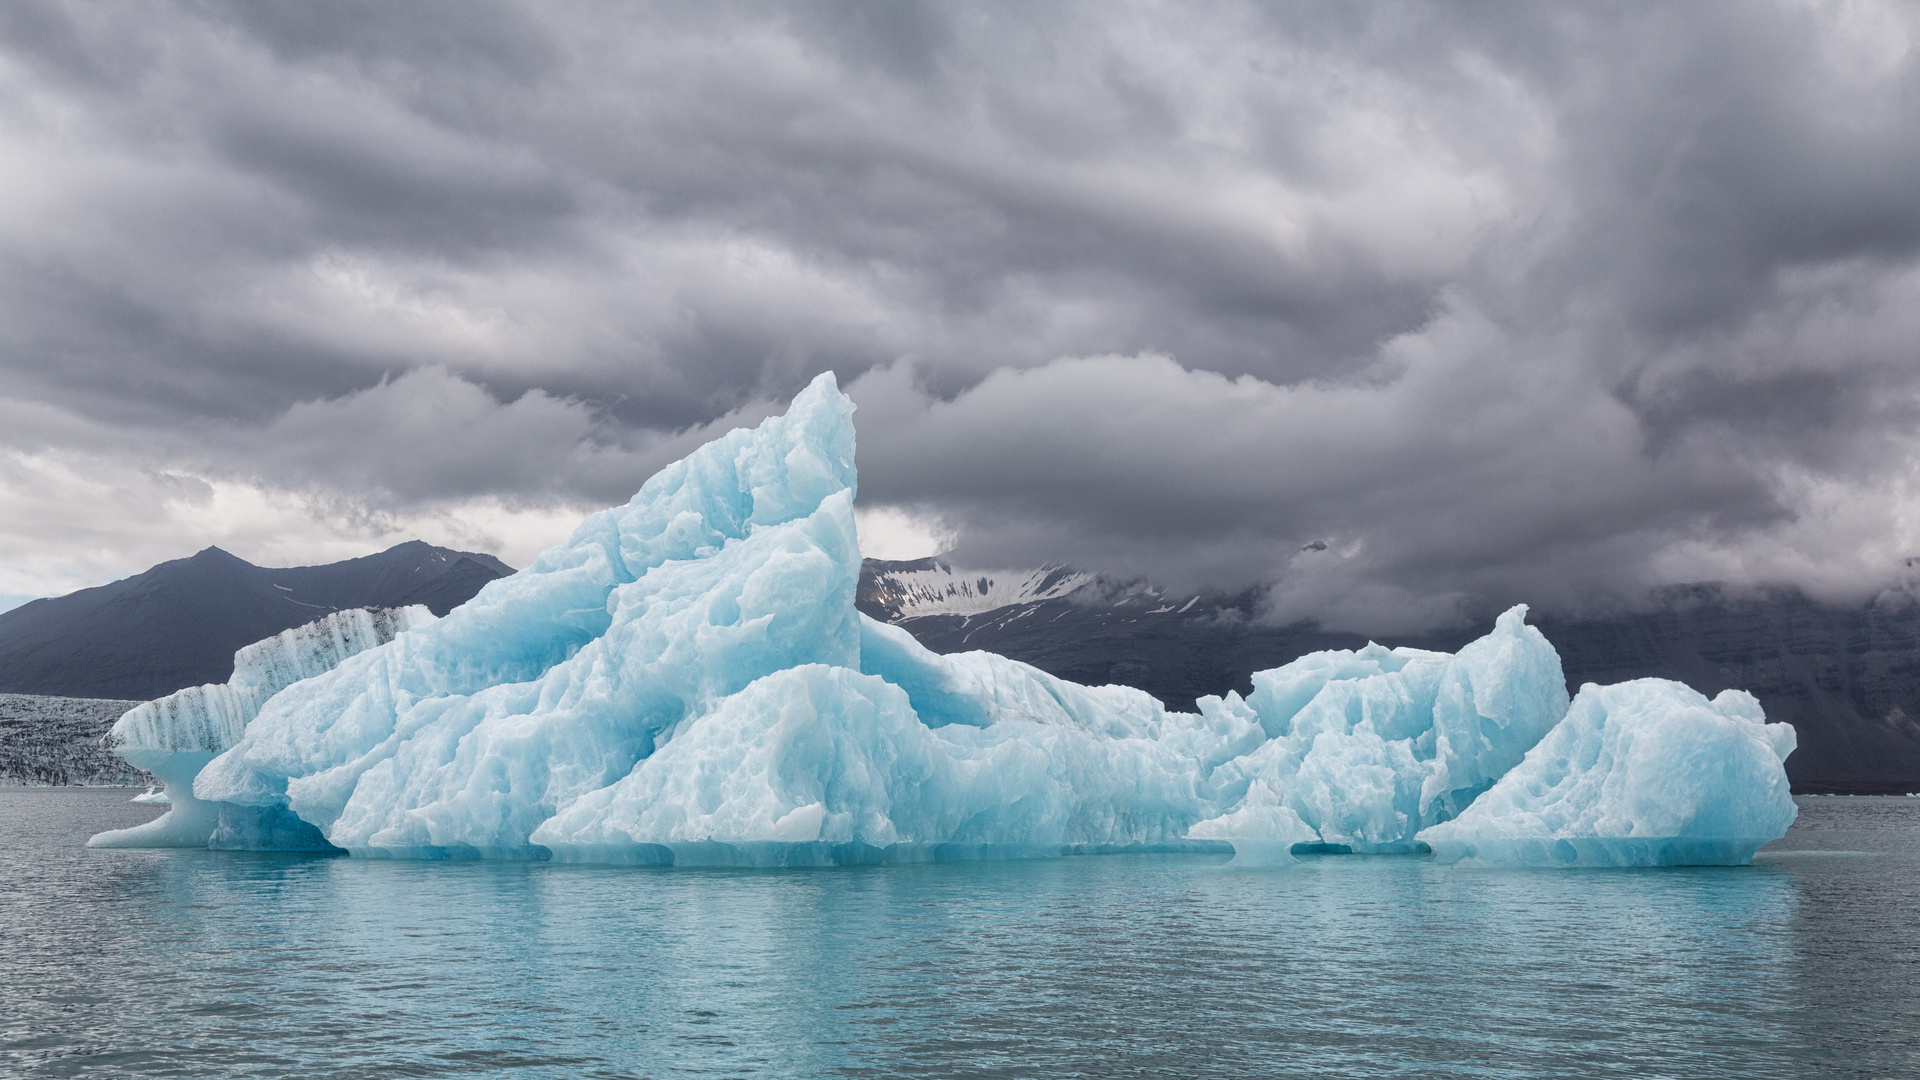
3,791,1916,1078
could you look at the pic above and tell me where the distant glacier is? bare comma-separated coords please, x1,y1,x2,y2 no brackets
94,374,1797,868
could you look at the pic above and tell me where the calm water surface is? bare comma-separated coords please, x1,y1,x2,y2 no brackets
2,790,1917,1078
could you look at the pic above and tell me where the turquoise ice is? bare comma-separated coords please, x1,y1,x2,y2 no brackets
1188,606,1571,856
90,605,433,849
132,372,1795,867
191,373,863,857
1417,681,1799,866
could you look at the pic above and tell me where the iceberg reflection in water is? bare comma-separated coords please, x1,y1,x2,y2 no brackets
10,791,1920,1078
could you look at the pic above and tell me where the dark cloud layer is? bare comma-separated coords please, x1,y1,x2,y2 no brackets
2,1,1918,630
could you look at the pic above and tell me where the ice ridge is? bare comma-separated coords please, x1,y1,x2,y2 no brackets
101,371,1796,868
89,605,433,849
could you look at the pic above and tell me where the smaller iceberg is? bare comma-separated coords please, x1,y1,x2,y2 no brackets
1416,681,1798,867
89,606,433,849
1185,605,1572,857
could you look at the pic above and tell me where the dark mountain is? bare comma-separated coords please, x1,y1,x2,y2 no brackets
860,559,1920,794
389,555,512,616
0,541,514,700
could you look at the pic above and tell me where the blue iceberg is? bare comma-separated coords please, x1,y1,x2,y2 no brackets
96,372,1794,868
1416,681,1798,867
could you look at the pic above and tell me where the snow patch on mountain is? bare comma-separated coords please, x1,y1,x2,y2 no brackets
859,560,1098,620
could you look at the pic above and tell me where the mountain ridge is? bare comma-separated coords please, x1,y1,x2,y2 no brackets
0,542,514,700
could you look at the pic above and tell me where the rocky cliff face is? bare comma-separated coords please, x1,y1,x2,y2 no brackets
0,694,149,787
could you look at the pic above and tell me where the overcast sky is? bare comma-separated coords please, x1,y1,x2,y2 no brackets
3,1,1919,630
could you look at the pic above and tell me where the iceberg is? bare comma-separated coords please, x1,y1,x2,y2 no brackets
90,372,1794,868
88,605,433,849
1416,681,1798,867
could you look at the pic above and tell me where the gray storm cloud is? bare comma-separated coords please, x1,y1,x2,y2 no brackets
1,1,1918,629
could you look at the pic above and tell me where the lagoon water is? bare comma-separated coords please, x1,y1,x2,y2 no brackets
3,790,1916,1078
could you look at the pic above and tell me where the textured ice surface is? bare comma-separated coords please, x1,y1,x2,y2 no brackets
89,606,432,848
195,373,864,856
1186,606,1571,854
534,627,1247,864
1417,681,1798,866
174,372,1793,867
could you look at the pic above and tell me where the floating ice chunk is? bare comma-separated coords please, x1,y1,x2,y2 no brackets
1416,681,1797,867
1189,606,1569,853
88,605,432,849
